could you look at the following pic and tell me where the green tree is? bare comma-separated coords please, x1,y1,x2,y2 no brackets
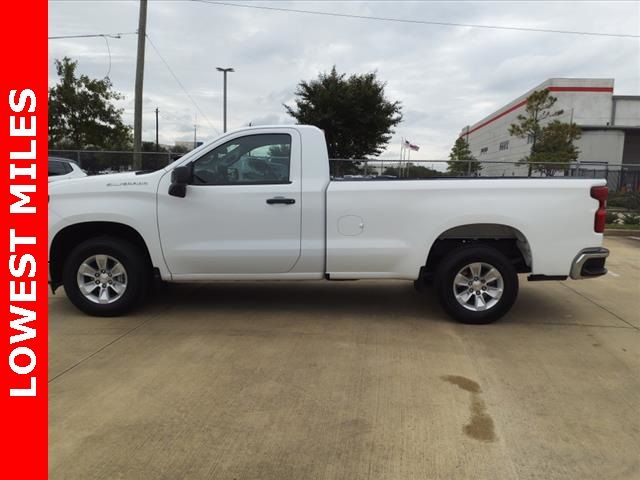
285,66,402,175
447,137,481,176
48,57,132,150
268,144,291,157
508,89,564,176
142,141,166,152
528,120,581,176
383,163,439,178
170,144,191,154
140,141,192,154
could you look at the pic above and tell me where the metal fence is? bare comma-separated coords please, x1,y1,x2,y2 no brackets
49,150,640,192
49,150,183,174
329,159,640,192
569,164,640,192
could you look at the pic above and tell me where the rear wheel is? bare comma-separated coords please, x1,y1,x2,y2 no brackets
62,237,149,316
435,245,518,324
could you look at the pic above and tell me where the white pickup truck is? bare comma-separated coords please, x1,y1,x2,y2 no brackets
48,125,609,324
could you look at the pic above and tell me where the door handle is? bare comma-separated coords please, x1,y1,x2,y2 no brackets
266,197,295,205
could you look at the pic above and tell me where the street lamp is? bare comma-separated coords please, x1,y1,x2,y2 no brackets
216,67,234,132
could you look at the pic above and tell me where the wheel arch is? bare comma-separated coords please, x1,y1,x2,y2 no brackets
49,221,154,292
421,223,532,280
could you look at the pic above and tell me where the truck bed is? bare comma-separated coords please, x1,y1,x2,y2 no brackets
326,177,604,279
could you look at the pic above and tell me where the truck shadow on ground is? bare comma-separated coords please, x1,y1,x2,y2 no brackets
149,280,439,320
143,280,571,326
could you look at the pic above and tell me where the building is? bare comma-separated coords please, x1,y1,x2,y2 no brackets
459,78,640,178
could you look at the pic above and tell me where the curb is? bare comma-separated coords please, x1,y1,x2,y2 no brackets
604,229,640,237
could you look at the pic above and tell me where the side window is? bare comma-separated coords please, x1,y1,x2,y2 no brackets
48,160,67,176
191,134,291,185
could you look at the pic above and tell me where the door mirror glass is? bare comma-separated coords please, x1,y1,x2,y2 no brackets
169,165,191,197
172,165,191,184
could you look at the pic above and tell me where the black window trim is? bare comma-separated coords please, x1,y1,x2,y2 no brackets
189,180,293,187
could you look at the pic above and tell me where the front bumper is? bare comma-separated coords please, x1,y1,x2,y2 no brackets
570,247,609,279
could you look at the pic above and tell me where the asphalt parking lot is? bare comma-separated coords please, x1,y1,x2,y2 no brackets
49,236,639,480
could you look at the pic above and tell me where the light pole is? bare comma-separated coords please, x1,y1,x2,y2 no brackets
216,67,234,132
155,107,159,151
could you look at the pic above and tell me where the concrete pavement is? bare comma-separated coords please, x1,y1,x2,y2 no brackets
49,237,640,480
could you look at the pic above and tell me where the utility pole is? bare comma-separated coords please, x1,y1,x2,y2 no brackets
155,107,159,151
193,113,197,149
216,67,234,132
133,0,148,170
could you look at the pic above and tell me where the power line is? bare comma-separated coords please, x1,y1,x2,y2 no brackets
192,0,640,39
49,29,219,136
48,32,137,40
49,32,133,79
145,34,219,135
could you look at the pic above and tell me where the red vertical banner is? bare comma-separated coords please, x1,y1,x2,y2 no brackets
0,0,48,477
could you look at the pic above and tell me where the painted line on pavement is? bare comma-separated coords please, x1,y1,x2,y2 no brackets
561,282,639,331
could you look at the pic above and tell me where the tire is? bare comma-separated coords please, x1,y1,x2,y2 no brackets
62,236,149,316
435,244,518,324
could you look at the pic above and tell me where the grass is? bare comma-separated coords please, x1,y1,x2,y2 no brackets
605,224,640,231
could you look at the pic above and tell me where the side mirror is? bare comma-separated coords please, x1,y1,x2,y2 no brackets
169,165,190,198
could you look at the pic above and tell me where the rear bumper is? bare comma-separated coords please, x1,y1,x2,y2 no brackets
570,247,609,279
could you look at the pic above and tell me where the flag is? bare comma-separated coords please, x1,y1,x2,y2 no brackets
404,139,419,151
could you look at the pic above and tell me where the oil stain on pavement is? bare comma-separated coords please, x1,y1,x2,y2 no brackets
441,375,497,443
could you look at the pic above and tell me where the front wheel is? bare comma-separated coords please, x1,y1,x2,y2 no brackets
62,237,149,316
435,245,519,324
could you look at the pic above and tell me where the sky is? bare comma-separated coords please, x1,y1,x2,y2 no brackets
48,0,640,160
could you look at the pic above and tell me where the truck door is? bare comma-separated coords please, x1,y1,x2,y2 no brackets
156,130,302,276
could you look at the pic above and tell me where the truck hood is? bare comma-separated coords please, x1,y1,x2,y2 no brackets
48,170,163,195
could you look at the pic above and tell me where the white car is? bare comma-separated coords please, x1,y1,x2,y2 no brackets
48,157,87,182
48,126,609,323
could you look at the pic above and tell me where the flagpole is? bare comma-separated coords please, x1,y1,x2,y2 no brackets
402,140,408,178
399,137,404,178
402,138,406,178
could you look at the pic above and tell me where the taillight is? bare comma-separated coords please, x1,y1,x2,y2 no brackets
591,186,608,233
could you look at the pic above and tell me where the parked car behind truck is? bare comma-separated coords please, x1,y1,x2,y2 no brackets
48,157,86,182
48,126,609,323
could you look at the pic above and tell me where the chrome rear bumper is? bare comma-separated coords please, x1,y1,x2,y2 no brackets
570,248,609,280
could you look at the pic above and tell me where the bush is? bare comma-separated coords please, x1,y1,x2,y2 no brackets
608,191,640,210
624,214,640,226
605,211,640,227
605,212,618,224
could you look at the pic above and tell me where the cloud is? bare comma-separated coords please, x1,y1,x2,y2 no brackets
49,0,639,158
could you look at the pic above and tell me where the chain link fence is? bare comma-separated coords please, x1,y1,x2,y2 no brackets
49,150,640,192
